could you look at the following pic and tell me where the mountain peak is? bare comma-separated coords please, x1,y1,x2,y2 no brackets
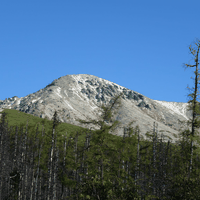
0,74,191,142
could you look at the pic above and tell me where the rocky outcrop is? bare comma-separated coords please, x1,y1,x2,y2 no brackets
0,74,191,142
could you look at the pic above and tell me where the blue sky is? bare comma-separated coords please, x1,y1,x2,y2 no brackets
1,1,199,103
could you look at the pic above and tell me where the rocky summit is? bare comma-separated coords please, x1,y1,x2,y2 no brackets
0,74,192,142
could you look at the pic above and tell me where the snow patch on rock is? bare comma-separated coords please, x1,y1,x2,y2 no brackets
32,97,41,103
55,87,63,98
64,99,74,110
154,100,189,120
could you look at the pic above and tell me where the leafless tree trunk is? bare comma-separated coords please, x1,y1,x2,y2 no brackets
152,122,158,198
61,133,67,199
135,126,140,192
0,112,8,199
18,123,28,200
47,128,55,200
34,125,45,200
17,127,25,200
23,122,29,200
53,131,59,200
73,132,78,196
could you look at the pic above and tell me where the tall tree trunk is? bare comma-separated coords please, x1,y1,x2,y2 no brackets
30,125,40,200
53,131,58,200
61,133,67,199
34,125,45,200
186,41,200,178
0,112,7,199
135,126,140,193
47,128,55,200
74,132,78,195
152,122,157,198
23,122,29,200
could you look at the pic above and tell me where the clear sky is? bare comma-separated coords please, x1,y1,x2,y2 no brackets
1,1,200,103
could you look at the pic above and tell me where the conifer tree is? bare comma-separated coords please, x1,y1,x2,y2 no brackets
76,93,140,199
75,94,122,198
185,39,200,177
52,110,61,130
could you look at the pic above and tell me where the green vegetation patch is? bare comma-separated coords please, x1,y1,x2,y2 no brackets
0,109,87,139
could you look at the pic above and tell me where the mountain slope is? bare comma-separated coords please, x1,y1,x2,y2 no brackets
0,74,191,141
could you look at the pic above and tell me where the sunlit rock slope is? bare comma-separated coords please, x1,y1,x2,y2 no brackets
0,74,192,142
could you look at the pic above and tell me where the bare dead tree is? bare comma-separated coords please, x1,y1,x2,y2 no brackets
47,128,55,200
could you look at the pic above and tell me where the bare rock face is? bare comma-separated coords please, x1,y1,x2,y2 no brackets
0,74,191,142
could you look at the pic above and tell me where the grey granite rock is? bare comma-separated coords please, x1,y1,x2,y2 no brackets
0,74,192,142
